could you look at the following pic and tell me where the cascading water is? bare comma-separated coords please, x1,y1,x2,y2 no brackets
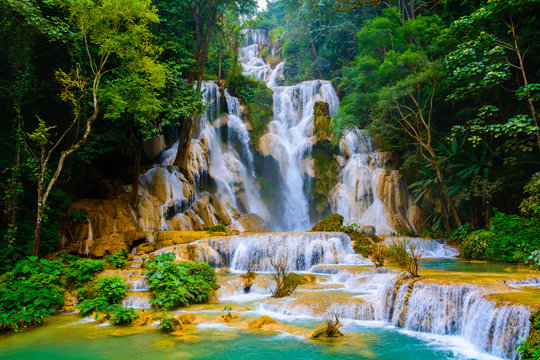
330,128,421,235
241,30,339,230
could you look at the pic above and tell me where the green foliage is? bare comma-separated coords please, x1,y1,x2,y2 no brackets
156,314,180,333
0,254,104,331
105,250,129,269
521,172,540,217
61,254,105,289
67,209,88,224
208,224,227,232
109,306,138,325
145,253,217,310
462,213,540,262
528,250,540,271
226,74,273,142
0,257,65,332
449,223,474,244
76,275,128,316
311,214,344,231
387,238,423,277
519,310,540,360
461,230,491,260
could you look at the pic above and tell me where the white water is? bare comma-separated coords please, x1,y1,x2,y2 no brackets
152,231,530,360
330,128,418,235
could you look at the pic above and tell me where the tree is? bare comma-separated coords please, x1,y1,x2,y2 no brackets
337,8,462,228
28,0,164,256
173,0,256,173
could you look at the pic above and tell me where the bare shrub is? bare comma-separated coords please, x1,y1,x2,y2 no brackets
388,238,423,277
268,250,302,298
240,258,257,293
313,303,343,338
370,245,389,267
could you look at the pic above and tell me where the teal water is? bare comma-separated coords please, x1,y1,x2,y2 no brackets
0,315,485,360
419,258,526,273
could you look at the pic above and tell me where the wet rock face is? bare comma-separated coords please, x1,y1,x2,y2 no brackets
60,199,141,257
238,213,268,232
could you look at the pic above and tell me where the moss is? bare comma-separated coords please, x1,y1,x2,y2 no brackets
311,214,344,231
350,232,383,258
226,74,273,145
313,101,333,143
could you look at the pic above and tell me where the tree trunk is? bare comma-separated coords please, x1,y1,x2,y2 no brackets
33,147,46,256
507,18,540,151
174,0,218,173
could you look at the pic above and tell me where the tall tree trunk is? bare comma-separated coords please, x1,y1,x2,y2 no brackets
174,0,218,173
33,147,47,256
506,17,540,151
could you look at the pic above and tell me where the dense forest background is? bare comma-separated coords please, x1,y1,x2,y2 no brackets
1,0,539,268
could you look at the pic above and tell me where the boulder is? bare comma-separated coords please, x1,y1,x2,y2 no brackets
142,135,165,161
248,316,276,329
238,213,269,232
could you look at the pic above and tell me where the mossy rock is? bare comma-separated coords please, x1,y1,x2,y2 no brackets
311,214,344,231
349,232,383,258
313,101,333,143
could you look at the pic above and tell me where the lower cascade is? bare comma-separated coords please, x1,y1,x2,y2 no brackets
148,231,533,360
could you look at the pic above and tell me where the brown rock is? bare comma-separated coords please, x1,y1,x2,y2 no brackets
313,101,333,143
238,213,269,232
248,316,276,329
301,274,318,284
176,313,200,325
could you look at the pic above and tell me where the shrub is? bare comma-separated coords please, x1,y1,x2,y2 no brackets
208,224,227,232
145,253,217,310
156,314,181,333
0,257,65,332
109,306,138,325
387,238,423,277
105,250,129,269
528,250,540,271
461,230,491,260
462,213,540,263
370,245,389,267
449,223,473,244
60,253,105,289
519,310,540,360
95,275,128,304
76,275,128,316
0,255,104,332
485,212,540,263
268,251,302,298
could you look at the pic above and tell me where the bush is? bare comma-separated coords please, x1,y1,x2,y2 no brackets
528,250,540,271
0,257,65,332
387,238,423,277
461,230,491,260
145,253,217,310
485,212,540,262
462,213,540,263
370,245,389,267
449,223,473,244
156,314,181,333
60,253,105,289
269,251,303,298
105,250,129,269
76,275,128,316
519,310,540,360
208,224,226,232
109,306,138,325
0,255,104,332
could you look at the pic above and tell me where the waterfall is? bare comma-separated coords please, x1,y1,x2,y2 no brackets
156,232,369,271
330,128,418,235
